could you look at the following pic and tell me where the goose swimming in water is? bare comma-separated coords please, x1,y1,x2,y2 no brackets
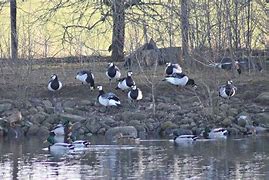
116,71,135,91
48,74,62,92
75,70,95,90
97,85,121,107
51,120,72,136
45,132,75,152
173,135,198,144
163,73,197,88
165,63,182,75
219,80,237,99
202,127,228,139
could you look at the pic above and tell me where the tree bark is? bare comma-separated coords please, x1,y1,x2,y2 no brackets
10,0,18,60
111,0,125,62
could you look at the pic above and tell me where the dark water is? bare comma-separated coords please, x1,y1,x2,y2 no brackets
0,136,269,180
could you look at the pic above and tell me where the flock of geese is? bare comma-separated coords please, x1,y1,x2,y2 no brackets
48,62,237,106
44,62,238,152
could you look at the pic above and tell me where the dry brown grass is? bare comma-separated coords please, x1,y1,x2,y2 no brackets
0,58,268,111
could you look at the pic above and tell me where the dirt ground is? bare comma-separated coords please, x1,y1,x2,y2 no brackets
0,58,268,108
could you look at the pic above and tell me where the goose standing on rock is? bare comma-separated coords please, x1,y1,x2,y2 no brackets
97,85,121,107
116,71,135,91
165,63,182,75
106,63,121,87
163,73,197,88
48,74,62,92
128,85,143,101
219,80,237,99
75,70,95,90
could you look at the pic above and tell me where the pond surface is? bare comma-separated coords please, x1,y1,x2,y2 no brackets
0,136,269,180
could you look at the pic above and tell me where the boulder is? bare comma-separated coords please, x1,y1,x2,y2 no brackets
58,113,86,122
222,117,233,127
120,112,147,121
0,103,12,113
63,100,77,108
30,112,48,124
42,100,54,114
101,117,118,128
159,121,178,136
255,92,269,105
27,125,40,136
237,113,252,127
156,102,181,112
7,127,24,138
105,126,138,140
85,119,101,134
253,112,269,127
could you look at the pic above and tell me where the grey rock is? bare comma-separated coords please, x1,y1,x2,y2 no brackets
227,127,241,135
222,117,232,127
255,92,269,105
231,123,247,134
129,120,141,127
42,100,53,113
105,126,138,140
99,107,107,113
157,102,181,112
7,127,24,138
30,113,47,124
63,100,77,108
36,127,50,136
27,125,40,136
166,128,193,137
85,119,101,134
121,112,147,121
102,117,118,127
0,125,5,137
97,128,106,135
160,121,178,131
44,114,59,124
58,113,86,122
80,100,94,106
180,123,191,129
253,112,269,126
228,108,238,116
0,103,12,113
237,113,252,127
63,107,76,114
36,106,44,112
28,107,38,114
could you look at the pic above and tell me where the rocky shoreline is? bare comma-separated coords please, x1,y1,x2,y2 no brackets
0,87,268,140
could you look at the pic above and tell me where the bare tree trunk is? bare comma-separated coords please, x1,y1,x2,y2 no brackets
206,0,213,56
10,0,18,60
234,0,239,50
216,1,223,52
111,0,125,62
181,0,190,64
246,0,252,54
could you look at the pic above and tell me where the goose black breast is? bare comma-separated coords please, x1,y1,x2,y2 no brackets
108,67,116,78
130,89,138,99
166,66,173,75
224,85,234,96
126,76,134,87
50,80,60,90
